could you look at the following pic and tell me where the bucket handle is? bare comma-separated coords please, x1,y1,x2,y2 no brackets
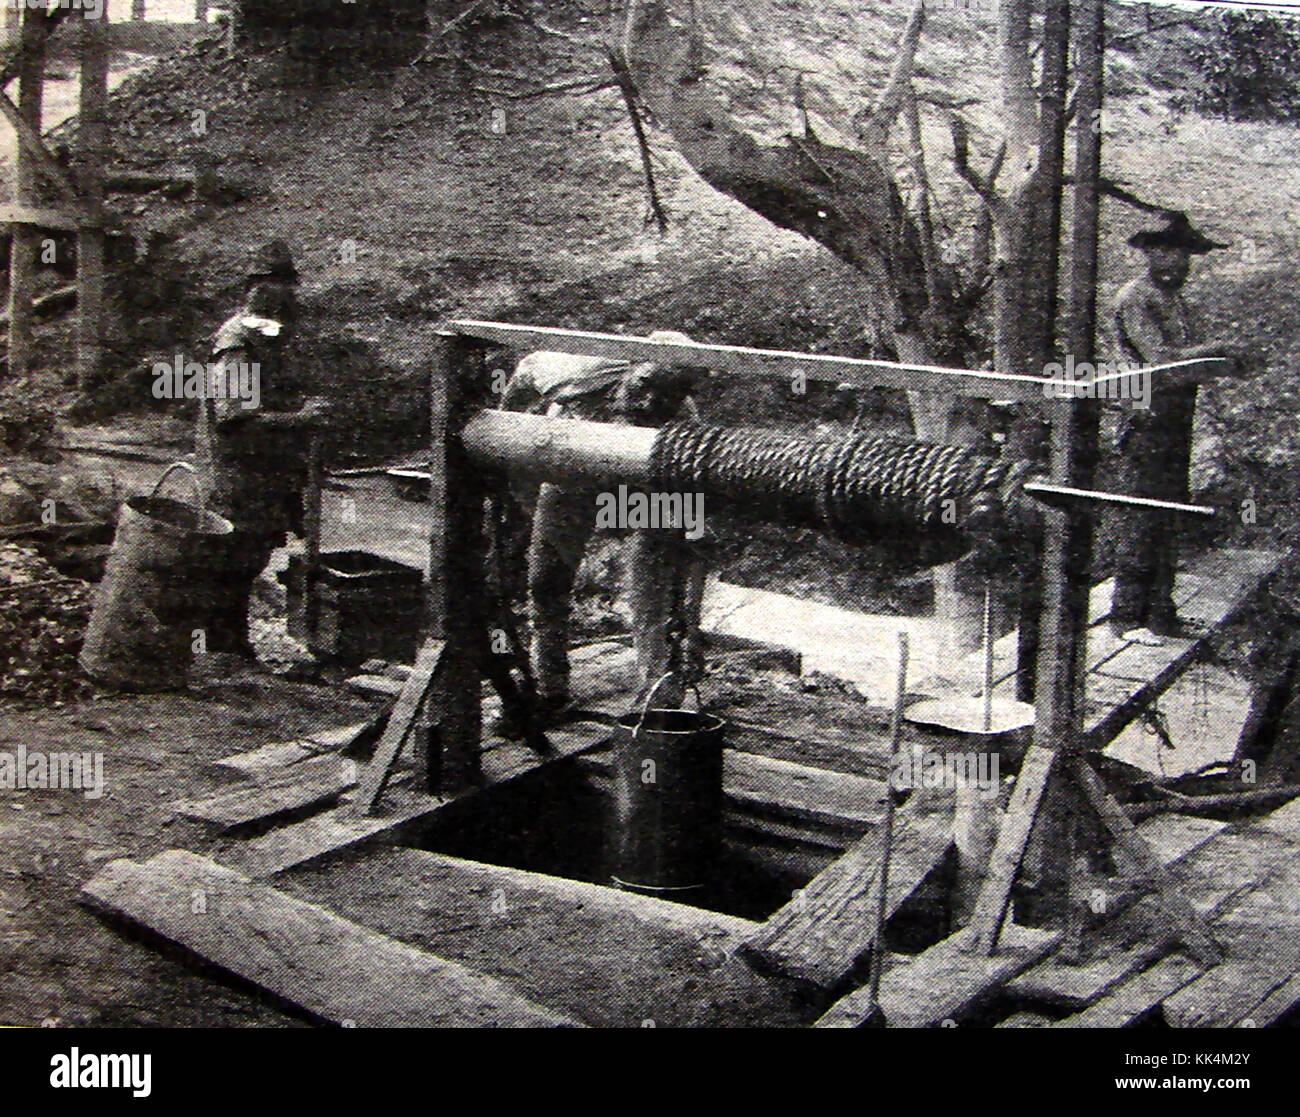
632,671,703,742
150,461,207,529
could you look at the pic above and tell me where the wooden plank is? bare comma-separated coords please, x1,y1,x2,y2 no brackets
214,740,318,779
213,721,379,778
1012,827,1297,1008
81,850,579,1027
741,791,953,987
1070,758,1222,964
1132,814,1227,865
451,320,1220,404
345,673,404,698
305,721,377,751
352,637,444,815
1253,794,1300,841
1083,550,1285,750
285,846,803,1028
965,743,1058,953
225,722,612,878
1239,971,1300,1028
173,754,369,831
814,924,1063,1028
1162,858,1300,1027
1054,953,1202,1028
0,204,83,230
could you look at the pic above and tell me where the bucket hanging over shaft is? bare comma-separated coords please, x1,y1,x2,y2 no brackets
611,696,725,895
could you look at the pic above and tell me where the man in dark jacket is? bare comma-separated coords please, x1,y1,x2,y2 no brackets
195,241,330,656
1108,213,1248,644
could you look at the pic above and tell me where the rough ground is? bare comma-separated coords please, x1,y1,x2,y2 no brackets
0,670,379,1027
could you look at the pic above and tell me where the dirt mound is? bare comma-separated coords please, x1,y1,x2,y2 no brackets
0,544,94,708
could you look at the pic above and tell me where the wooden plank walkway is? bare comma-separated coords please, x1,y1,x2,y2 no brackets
814,924,1062,1028
739,791,954,988
220,722,613,878
1042,792,1300,1026
915,550,1285,755
81,850,580,1028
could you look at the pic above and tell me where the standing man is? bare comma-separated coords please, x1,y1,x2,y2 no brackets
1108,213,1248,644
195,241,330,657
497,331,711,731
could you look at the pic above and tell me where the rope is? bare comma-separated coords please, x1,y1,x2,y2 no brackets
649,420,1026,560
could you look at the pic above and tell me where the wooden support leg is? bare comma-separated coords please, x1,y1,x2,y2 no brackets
1068,757,1222,965
6,9,44,379
75,7,108,389
427,331,488,793
352,638,446,815
951,736,1001,929
964,744,1058,953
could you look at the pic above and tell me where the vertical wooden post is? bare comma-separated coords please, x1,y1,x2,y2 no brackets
1013,0,1072,708
131,0,145,21
427,330,487,794
908,390,983,656
195,0,208,24
964,0,1078,951
1018,0,1077,917
7,7,45,378
76,1,109,389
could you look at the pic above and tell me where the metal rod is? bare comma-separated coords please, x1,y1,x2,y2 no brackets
1022,480,1215,517
869,631,909,1005
982,583,994,733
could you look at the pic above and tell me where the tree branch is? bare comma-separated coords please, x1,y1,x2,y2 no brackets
950,113,1006,218
856,0,926,150
607,45,670,233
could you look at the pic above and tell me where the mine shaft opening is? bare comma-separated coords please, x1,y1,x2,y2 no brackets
405,754,952,946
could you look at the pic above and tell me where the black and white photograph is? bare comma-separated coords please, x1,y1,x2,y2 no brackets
0,0,1298,1081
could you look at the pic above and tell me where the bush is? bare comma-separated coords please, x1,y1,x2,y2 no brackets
1191,10,1300,124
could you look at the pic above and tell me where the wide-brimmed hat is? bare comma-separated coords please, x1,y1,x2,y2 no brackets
1127,212,1227,254
246,239,299,281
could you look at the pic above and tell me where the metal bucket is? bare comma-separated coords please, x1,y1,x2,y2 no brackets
80,463,233,691
611,677,725,895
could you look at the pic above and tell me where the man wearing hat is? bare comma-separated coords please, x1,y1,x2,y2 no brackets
495,331,711,731
195,241,331,656
1108,212,1249,644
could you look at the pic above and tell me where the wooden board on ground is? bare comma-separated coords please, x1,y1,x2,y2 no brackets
81,850,578,1028
282,846,804,1028
1012,820,1300,1009
1240,971,1300,1028
222,722,613,878
173,755,370,832
1082,550,1286,751
213,721,379,779
814,924,1063,1028
1053,953,1202,1028
740,791,954,988
1161,856,1300,1028
214,740,316,779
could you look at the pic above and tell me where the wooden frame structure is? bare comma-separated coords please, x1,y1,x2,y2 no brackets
351,314,1228,979
1,1,211,383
